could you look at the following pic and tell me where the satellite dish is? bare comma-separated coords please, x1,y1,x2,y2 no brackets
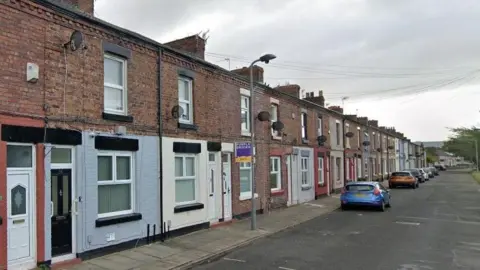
272,121,284,131
171,105,184,119
257,111,270,122
68,30,85,51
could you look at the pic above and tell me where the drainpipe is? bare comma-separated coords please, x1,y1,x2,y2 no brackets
342,118,347,186
157,47,164,242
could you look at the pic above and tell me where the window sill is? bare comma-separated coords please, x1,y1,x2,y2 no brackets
239,193,258,201
271,135,282,141
102,112,134,123
301,185,312,191
178,123,198,131
271,189,285,196
318,183,326,187
302,139,309,144
241,132,251,137
174,202,204,213
95,213,142,228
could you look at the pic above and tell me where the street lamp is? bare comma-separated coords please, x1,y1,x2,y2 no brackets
249,53,276,231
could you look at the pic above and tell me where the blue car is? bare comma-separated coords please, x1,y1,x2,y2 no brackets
340,182,391,211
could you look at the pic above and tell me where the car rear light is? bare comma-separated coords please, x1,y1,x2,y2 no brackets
373,188,381,195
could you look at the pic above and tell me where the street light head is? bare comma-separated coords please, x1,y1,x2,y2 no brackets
259,54,276,64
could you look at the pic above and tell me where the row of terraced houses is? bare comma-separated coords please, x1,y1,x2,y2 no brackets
0,0,427,269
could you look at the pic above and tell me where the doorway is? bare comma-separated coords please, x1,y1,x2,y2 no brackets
6,144,36,270
207,152,218,222
50,146,76,263
221,153,232,221
51,169,73,257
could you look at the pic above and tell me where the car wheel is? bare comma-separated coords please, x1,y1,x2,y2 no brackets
389,184,395,189
416,182,419,188
412,183,416,189
379,201,386,212
341,204,347,211
386,198,391,208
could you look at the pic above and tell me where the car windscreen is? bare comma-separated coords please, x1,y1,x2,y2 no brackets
346,185,374,192
392,172,410,177
407,169,420,175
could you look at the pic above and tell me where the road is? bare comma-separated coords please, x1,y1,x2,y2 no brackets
193,171,480,270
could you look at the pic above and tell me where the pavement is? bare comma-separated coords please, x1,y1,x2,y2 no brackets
194,170,480,270
58,195,339,270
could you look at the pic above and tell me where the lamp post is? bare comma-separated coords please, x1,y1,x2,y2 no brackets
249,53,276,231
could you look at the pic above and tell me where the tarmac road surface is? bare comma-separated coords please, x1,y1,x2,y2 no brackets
194,171,480,270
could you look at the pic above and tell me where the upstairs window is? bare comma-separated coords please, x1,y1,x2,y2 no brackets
270,104,279,137
241,95,250,135
104,54,127,115
301,112,308,139
178,77,193,124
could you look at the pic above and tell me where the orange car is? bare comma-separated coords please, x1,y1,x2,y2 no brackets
389,171,419,189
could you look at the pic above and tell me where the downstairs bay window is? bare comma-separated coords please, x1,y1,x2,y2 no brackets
97,152,134,218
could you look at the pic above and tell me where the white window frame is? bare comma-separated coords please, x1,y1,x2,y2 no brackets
270,103,280,137
178,76,194,124
241,94,251,136
318,156,324,185
357,127,361,148
270,157,282,191
345,123,350,148
372,132,376,148
103,54,127,115
239,162,253,199
301,112,308,139
335,120,341,145
174,154,198,206
317,117,323,136
301,157,310,187
97,151,134,218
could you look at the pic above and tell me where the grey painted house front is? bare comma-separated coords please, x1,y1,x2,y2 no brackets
290,147,315,204
43,132,159,262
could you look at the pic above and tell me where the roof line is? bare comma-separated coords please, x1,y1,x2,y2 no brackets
33,0,407,137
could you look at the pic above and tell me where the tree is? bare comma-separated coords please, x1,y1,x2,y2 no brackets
443,126,480,163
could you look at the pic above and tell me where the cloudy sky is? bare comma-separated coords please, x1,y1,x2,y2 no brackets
95,0,480,142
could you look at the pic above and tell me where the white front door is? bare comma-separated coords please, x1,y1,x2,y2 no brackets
7,171,34,266
221,153,232,221
207,152,218,222
318,157,324,186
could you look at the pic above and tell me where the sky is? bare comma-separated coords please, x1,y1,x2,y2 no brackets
94,0,480,142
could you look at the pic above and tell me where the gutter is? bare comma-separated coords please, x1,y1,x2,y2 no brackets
157,48,164,241
342,118,347,186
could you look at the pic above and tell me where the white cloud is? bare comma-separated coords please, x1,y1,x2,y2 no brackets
95,0,480,141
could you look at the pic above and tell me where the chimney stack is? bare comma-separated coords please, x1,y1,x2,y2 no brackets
345,114,358,121
231,66,264,83
164,34,206,59
328,105,344,114
55,0,94,15
367,120,378,127
358,117,368,125
275,84,301,98
304,90,325,107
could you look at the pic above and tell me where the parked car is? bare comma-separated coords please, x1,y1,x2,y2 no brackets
340,182,391,211
389,171,419,189
405,168,425,183
435,165,446,171
419,168,429,181
423,167,434,178
431,167,439,176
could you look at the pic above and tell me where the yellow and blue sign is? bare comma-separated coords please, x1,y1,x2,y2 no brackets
235,142,252,163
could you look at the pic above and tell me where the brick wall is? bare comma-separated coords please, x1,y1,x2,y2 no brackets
1,0,159,135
